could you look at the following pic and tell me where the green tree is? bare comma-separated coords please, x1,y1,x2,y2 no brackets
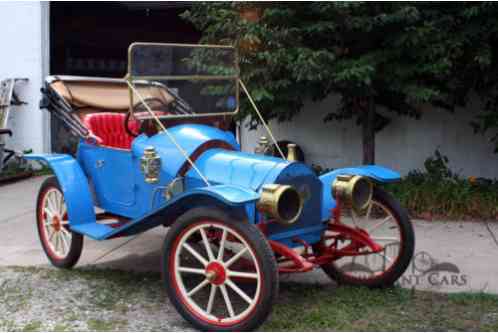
183,2,498,163
463,5,498,153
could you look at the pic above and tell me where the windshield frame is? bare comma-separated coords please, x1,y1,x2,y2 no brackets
126,42,240,120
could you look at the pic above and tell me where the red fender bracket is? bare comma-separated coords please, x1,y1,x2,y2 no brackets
327,223,383,253
269,240,314,273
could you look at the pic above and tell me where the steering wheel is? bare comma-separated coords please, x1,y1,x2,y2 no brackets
124,97,171,137
124,111,141,137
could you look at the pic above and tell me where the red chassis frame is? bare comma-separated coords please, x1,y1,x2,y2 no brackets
96,205,384,274
262,205,384,274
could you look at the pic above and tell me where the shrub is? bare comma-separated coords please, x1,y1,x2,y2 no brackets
385,150,498,220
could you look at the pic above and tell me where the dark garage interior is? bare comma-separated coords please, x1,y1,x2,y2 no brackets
50,2,200,77
49,2,201,152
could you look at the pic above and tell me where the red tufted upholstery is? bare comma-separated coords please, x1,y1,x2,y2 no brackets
82,113,138,150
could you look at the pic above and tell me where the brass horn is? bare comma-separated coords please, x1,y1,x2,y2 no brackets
257,184,303,225
332,175,373,214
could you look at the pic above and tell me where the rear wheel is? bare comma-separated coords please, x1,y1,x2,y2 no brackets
162,207,278,331
315,187,414,287
36,176,83,268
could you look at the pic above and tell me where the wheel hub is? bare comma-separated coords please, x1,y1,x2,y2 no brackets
205,261,226,285
52,215,61,232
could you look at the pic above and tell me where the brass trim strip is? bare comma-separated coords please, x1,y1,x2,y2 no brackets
129,42,236,50
131,75,238,81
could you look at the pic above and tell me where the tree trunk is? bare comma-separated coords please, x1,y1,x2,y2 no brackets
362,98,375,165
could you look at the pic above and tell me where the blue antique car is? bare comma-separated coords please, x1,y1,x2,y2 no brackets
27,43,414,331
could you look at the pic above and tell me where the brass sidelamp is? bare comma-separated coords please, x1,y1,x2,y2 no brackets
140,146,161,184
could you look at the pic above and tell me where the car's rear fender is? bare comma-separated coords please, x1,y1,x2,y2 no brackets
104,185,259,239
319,165,401,221
24,154,96,227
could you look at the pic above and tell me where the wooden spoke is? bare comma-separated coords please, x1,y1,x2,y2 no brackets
178,267,206,275
226,279,253,304
217,229,227,261
47,193,57,215
219,284,235,318
182,243,208,267
187,279,209,297
59,233,66,253
60,227,71,237
200,227,215,261
48,228,56,242
365,202,373,221
351,210,359,227
227,270,258,279
374,252,393,264
371,237,399,242
60,232,70,253
225,247,248,267
58,192,64,215
54,232,60,253
206,284,217,314
367,216,393,234
44,207,54,220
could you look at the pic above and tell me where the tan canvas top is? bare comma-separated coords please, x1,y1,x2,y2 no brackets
49,76,174,111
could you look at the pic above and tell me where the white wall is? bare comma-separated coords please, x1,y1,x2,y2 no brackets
240,95,498,179
0,2,48,153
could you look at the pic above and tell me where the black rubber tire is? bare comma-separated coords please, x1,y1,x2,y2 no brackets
162,207,279,332
317,187,415,288
36,176,84,269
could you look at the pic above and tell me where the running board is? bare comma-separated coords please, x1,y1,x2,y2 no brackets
70,223,114,240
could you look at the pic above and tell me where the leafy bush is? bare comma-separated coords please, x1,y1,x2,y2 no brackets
385,150,498,220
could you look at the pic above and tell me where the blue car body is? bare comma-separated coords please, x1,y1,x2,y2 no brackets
26,123,400,247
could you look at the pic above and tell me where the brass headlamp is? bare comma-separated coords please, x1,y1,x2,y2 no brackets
254,136,272,155
332,175,373,214
140,146,161,184
257,184,303,225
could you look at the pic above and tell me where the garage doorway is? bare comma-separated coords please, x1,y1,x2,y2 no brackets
49,2,201,153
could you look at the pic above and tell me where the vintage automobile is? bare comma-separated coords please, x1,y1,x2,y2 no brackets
26,43,414,331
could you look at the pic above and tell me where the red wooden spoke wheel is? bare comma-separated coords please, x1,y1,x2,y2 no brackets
162,207,278,331
315,187,414,288
36,176,83,268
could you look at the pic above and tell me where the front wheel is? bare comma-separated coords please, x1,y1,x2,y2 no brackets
315,187,414,288
162,207,278,331
36,176,83,268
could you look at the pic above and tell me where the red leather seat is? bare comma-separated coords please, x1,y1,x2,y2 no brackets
82,113,138,150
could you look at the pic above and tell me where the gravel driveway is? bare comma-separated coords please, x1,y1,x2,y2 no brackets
0,266,192,331
3,266,498,332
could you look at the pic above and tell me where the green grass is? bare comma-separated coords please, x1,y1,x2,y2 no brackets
86,319,128,331
262,283,498,331
21,321,42,332
2,266,498,331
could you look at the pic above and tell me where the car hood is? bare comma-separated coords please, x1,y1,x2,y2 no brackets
184,148,291,191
